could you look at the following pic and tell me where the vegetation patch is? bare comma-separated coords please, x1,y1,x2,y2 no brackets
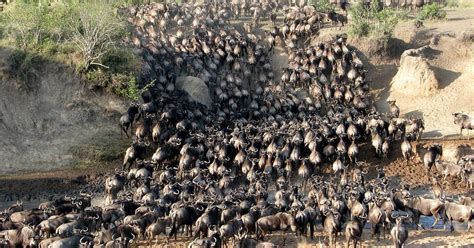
0,1,141,98
6,50,42,92
309,0,335,13
349,0,408,39
417,3,447,20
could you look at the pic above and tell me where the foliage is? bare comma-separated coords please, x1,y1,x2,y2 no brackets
100,48,141,74
0,1,142,99
309,0,335,13
113,76,156,101
446,0,459,8
349,0,406,38
417,3,447,20
68,3,126,71
7,50,41,92
114,76,141,100
1,3,50,49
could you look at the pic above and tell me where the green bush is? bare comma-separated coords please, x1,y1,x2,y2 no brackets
0,1,141,99
446,0,459,7
417,3,447,20
7,50,41,92
113,76,141,100
349,0,406,38
310,0,335,13
67,3,126,71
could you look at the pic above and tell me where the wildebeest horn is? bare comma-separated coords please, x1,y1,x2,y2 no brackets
80,237,87,245
196,205,204,211
129,233,135,242
399,211,410,218
391,212,399,219
211,236,217,246
173,189,180,195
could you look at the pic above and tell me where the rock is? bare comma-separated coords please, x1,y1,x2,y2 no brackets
390,46,439,97
175,76,212,107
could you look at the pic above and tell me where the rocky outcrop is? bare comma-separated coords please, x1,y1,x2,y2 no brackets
390,46,439,97
176,76,212,107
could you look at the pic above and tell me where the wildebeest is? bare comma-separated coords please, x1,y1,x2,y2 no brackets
345,214,366,248
453,113,472,138
401,196,444,229
387,100,400,118
255,213,297,240
391,212,409,248
443,201,473,231
322,208,343,247
423,144,442,175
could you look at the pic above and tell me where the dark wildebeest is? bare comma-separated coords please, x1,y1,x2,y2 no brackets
345,214,366,248
391,211,410,248
423,144,442,175
120,103,140,137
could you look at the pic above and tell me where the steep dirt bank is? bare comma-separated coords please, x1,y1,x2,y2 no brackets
0,47,128,173
367,8,474,138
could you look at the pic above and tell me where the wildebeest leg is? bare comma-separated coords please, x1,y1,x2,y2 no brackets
373,223,379,241
449,217,454,232
310,222,314,240
414,214,423,230
432,212,440,228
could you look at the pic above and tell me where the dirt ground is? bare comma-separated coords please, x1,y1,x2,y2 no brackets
135,228,474,248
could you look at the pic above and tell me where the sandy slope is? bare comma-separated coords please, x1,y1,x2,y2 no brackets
370,8,474,139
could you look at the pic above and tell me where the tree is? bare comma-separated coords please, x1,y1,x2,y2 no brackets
69,3,125,71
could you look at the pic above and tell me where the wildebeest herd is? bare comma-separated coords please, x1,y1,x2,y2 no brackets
1,1,473,248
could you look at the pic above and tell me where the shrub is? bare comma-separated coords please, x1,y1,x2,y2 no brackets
67,3,126,71
0,1,140,99
7,50,41,92
1,3,50,49
446,0,459,8
349,0,406,38
417,3,447,20
309,0,335,13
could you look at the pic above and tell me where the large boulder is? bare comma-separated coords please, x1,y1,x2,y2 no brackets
390,46,439,97
176,76,212,107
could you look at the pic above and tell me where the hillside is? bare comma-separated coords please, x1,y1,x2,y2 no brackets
0,48,128,173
